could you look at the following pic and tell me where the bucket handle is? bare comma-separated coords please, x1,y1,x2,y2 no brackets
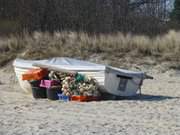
116,74,132,79
145,74,154,79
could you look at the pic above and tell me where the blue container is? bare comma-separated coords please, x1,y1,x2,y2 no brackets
58,94,70,102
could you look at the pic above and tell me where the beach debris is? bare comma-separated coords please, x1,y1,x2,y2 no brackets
49,71,101,97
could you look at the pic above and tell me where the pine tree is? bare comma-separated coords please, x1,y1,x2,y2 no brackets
171,0,180,22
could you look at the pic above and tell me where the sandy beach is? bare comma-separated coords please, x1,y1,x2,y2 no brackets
0,65,180,135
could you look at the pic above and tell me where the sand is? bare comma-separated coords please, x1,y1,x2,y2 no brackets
0,65,180,135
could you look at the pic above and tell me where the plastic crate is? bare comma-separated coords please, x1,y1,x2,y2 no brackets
22,69,48,81
71,95,99,102
58,94,70,102
40,80,60,88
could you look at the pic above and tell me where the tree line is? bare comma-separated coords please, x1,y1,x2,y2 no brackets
0,0,179,35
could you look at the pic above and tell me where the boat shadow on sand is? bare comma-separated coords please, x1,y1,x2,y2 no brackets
101,93,180,101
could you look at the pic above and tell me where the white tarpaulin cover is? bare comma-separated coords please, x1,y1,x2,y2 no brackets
33,57,106,71
13,57,148,96
13,57,105,71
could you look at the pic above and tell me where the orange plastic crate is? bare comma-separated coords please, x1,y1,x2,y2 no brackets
71,95,100,102
22,69,48,81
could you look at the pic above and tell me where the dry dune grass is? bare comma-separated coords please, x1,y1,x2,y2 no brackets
0,30,180,68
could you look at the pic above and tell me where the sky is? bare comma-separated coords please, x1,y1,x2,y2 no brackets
168,0,174,11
